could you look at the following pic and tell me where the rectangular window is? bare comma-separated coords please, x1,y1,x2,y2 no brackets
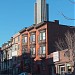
22,36,28,43
40,33,42,40
30,47,35,55
39,46,46,54
24,37,27,43
43,32,45,40
30,34,35,42
39,47,42,54
33,47,35,54
42,46,45,54
39,31,46,41
32,35,35,41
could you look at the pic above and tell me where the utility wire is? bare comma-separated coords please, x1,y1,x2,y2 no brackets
57,10,75,20
68,0,75,4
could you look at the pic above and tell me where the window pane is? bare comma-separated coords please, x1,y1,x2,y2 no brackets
32,35,35,41
43,32,45,40
39,46,46,54
30,36,32,42
33,47,35,54
25,37,27,43
42,46,46,54
30,34,35,42
30,47,35,55
39,47,42,54
40,31,46,40
40,33,42,40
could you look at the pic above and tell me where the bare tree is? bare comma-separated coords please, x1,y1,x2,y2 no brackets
55,31,75,58
55,38,67,50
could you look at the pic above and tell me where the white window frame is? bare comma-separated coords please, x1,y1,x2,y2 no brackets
30,34,35,42
39,31,46,41
39,46,46,54
22,36,28,43
42,46,46,54
42,32,46,40
24,36,27,43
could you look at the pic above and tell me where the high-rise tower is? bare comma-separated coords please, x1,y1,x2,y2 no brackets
34,0,49,24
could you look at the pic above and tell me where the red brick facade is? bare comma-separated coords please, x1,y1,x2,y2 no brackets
19,21,75,75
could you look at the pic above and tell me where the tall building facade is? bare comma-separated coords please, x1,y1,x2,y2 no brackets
34,0,49,24
19,20,75,75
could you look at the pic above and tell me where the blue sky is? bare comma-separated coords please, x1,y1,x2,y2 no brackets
0,0,75,46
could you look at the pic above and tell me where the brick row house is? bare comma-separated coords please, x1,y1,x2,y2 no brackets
0,33,21,75
0,21,75,75
19,20,75,75
1,0,75,75
0,42,12,74
11,33,21,75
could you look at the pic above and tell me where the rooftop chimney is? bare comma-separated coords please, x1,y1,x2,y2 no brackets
54,20,59,24
34,0,49,24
